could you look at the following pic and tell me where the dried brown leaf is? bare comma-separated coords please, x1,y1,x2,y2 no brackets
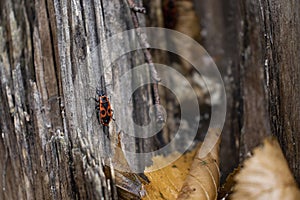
231,137,300,200
142,129,221,200
177,128,221,200
143,149,198,200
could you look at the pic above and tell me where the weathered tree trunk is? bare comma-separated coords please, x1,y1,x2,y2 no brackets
196,0,300,184
0,0,154,199
260,0,300,184
1,0,300,199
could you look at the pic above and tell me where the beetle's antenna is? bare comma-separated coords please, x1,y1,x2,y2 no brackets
95,75,106,96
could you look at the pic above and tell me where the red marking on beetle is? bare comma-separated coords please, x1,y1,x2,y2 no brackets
95,89,113,126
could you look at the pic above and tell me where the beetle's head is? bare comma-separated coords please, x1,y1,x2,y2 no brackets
96,88,105,96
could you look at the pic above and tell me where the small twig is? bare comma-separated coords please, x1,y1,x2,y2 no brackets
127,0,164,123
127,0,146,14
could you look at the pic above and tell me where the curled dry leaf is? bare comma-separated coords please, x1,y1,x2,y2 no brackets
231,137,300,200
143,128,221,200
143,149,198,200
177,128,221,200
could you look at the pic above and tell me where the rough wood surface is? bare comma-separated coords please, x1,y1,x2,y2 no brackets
261,0,300,184
195,0,300,184
237,0,272,157
1,0,300,199
0,0,154,199
236,0,300,184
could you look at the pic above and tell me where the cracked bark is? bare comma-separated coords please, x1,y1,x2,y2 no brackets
0,0,154,199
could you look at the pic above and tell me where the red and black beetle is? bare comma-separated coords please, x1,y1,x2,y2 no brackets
95,89,113,126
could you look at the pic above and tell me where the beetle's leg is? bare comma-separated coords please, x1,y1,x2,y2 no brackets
96,110,101,124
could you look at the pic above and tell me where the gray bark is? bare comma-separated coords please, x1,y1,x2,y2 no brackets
0,0,153,199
